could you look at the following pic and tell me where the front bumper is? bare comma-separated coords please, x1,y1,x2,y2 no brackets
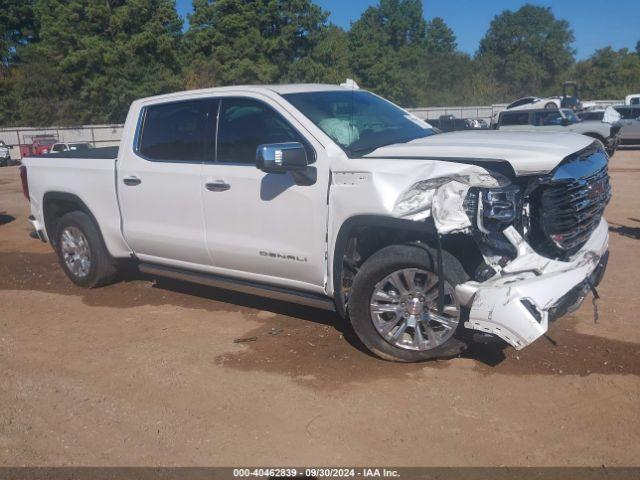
456,218,609,349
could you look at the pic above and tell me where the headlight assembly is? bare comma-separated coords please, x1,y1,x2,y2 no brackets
393,172,514,233
481,185,521,221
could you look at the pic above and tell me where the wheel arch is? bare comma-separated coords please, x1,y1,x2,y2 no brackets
42,191,104,249
332,215,484,318
332,215,440,318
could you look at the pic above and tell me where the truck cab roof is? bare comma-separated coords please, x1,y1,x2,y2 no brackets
135,83,352,105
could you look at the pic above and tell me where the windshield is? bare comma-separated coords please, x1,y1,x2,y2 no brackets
283,90,435,156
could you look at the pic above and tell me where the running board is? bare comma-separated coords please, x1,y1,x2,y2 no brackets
138,263,336,312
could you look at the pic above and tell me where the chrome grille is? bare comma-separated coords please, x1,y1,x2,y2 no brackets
539,145,611,253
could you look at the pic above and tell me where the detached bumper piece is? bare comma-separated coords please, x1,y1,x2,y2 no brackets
457,219,609,350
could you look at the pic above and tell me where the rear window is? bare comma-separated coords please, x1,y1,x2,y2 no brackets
579,111,604,121
532,110,563,126
138,99,214,162
614,107,634,119
69,143,92,151
499,112,529,126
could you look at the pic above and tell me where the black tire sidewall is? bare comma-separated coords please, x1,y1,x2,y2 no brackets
348,244,469,362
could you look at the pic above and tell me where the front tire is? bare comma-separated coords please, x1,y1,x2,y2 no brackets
348,244,469,362
544,102,557,109
55,211,117,288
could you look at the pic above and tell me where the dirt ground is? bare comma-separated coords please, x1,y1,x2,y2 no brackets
1,149,640,467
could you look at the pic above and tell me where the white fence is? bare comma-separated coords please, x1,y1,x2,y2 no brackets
0,100,623,161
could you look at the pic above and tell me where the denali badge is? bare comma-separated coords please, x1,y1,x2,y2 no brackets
260,251,307,262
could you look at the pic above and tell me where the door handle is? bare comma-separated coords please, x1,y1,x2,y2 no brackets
205,181,230,192
123,176,142,186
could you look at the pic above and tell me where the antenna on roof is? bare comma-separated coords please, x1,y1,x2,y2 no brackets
340,78,359,89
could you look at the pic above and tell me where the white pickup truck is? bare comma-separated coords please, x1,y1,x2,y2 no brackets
20,84,610,362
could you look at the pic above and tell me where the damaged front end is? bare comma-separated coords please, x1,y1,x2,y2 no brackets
393,142,611,350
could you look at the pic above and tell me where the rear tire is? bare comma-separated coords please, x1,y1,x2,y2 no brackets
544,102,557,109
348,244,469,362
55,211,117,288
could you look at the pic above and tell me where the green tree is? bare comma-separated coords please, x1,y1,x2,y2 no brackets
572,47,640,100
424,17,456,55
636,40,640,55
11,0,183,126
0,0,37,71
477,4,575,97
183,0,335,88
288,24,351,83
348,0,426,105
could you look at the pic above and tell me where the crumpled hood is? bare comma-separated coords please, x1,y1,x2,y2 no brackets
364,130,594,175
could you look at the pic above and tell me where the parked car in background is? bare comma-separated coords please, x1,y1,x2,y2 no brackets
50,142,94,153
505,96,560,111
21,83,610,362
492,95,560,124
613,105,640,145
497,82,590,125
0,141,13,167
19,135,58,157
578,106,621,124
496,108,621,156
624,94,640,105
428,115,488,132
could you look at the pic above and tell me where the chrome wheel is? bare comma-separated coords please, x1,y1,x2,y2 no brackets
370,268,460,351
60,226,91,278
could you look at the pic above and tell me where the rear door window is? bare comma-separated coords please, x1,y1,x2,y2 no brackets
138,99,215,162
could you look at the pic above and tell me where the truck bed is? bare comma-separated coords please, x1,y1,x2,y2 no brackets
23,151,132,259
40,146,119,159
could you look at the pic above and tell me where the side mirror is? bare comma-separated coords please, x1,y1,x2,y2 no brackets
561,118,570,126
256,142,308,174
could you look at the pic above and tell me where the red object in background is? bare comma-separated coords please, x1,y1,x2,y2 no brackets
31,135,57,155
19,135,58,157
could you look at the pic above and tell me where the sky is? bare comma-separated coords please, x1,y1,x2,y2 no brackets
175,0,640,60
